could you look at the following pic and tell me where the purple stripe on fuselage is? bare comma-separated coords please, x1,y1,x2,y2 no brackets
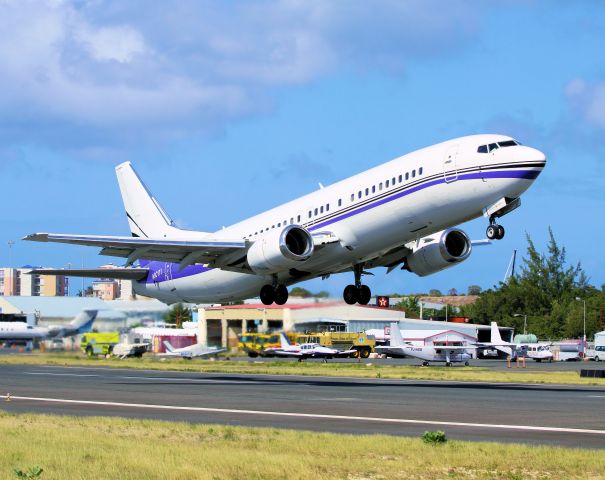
140,167,542,284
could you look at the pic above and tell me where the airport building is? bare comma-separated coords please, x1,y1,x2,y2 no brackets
198,301,508,349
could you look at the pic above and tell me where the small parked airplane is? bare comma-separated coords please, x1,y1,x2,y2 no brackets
375,323,473,366
0,310,98,343
159,340,226,359
266,333,355,361
25,134,545,305
112,341,150,359
486,322,553,362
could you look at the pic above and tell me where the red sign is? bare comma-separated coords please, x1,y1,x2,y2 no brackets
377,296,390,308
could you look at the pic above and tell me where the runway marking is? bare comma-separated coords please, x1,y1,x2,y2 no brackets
2,394,605,436
24,372,267,385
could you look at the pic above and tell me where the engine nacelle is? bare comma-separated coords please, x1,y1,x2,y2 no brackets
405,228,472,277
247,225,314,274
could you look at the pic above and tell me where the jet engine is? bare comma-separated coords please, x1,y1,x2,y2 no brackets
404,228,472,277
247,225,314,274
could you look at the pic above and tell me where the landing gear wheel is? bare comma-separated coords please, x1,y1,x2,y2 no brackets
445,362,452,367
422,361,429,367
496,225,505,239
343,285,358,305
486,224,497,240
464,361,469,367
357,285,372,305
260,284,275,305
274,285,289,305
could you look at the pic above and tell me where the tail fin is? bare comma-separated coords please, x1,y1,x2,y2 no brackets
70,309,98,334
490,322,503,344
389,322,404,347
115,161,180,238
279,333,291,348
163,340,175,353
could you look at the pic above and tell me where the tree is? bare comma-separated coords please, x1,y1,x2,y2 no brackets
290,287,312,298
428,289,442,297
447,288,458,296
467,285,482,295
164,303,192,328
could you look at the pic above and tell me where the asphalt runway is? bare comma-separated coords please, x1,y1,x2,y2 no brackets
1,364,605,448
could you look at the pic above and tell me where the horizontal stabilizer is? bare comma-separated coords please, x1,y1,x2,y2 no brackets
27,268,149,281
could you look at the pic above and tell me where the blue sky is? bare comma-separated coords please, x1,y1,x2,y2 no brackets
1,0,604,296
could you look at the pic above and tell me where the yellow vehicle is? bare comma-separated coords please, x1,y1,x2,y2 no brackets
238,333,282,357
80,332,120,357
296,332,375,358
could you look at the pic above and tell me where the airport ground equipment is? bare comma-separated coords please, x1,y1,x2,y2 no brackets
80,332,120,357
296,332,375,358
238,333,281,357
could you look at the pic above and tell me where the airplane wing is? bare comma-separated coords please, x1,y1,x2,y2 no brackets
24,233,247,270
27,267,149,281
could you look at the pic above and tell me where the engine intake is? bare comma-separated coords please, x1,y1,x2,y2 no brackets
405,228,472,277
247,225,314,274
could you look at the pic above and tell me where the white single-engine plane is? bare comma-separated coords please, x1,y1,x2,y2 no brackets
24,135,545,305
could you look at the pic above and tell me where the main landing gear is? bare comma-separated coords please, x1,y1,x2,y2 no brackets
260,283,289,306
486,217,505,240
343,264,372,305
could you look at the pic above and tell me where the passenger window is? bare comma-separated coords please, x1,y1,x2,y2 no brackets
314,208,318,215
412,170,416,178
350,194,354,202
477,145,488,153
392,177,396,184
379,182,383,191
326,204,329,212
297,215,301,222
320,206,323,214
398,175,402,183
290,217,293,224
488,143,498,152
308,211,312,218
386,180,389,188
358,191,362,199
372,185,375,193
405,172,409,180
365,188,369,196
277,222,281,227
338,199,342,207
419,167,423,175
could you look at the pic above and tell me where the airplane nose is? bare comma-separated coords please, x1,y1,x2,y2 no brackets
518,145,546,164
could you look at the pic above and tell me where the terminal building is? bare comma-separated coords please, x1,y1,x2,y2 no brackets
197,301,511,349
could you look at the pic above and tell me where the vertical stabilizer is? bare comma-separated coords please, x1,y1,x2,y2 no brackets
70,309,98,334
389,322,404,347
490,322,503,344
163,341,175,353
115,162,181,238
279,333,291,348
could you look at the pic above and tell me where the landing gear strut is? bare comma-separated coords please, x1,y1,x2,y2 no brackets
343,264,372,305
486,217,505,240
260,283,289,306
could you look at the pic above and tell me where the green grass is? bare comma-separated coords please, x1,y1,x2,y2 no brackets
0,352,604,386
0,412,603,479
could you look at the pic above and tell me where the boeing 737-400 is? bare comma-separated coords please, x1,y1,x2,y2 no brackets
25,134,545,305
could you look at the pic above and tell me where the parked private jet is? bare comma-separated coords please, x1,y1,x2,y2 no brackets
375,323,473,366
159,340,226,359
24,134,545,305
265,333,354,361
0,310,98,343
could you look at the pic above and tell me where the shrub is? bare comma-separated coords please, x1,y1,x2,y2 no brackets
421,430,447,445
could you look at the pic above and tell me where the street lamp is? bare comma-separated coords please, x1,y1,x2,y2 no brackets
514,313,527,335
576,297,586,349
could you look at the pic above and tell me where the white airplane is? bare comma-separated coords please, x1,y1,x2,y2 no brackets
24,134,545,305
266,332,354,361
375,323,473,366
487,322,553,362
0,310,98,343
159,340,226,359
112,341,149,359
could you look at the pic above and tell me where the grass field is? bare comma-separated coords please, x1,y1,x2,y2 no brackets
0,352,604,386
0,412,603,480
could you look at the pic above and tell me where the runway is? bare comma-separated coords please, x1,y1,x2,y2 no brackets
1,364,604,448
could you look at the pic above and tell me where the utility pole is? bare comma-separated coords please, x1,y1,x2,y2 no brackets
514,313,527,335
576,297,586,352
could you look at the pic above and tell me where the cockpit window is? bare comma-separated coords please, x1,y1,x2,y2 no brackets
498,140,518,147
488,143,499,152
477,145,488,153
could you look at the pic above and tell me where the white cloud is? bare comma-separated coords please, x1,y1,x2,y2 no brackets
565,78,605,130
0,0,483,149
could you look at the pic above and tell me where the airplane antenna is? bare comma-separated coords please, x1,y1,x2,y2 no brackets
318,182,324,190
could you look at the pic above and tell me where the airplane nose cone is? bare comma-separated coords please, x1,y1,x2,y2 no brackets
518,145,546,165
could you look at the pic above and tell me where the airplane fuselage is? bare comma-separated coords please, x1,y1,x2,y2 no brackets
133,134,545,303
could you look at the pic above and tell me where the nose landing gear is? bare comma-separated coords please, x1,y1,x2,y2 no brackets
343,264,372,305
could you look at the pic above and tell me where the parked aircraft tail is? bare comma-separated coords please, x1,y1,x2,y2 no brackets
490,322,503,344
115,162,206,238
389,322,404,347
279,333,291,348
48,309,98,337
163,340,175,353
